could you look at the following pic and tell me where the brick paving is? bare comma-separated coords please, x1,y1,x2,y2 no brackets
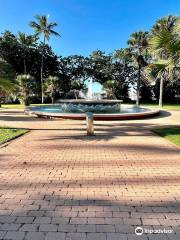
0,109,180,239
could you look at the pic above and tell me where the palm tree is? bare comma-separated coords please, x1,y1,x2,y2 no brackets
16,74,34,106
151,15,178,35
29,15,60,103
0,78,13,107
44,76,59,103
103,80,117,99
127,31,149,106
147,16,180,107
17,32,37,74
114,48,133,67
0,60,15,107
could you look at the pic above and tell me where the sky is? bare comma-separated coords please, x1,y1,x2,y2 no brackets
0,0,180,57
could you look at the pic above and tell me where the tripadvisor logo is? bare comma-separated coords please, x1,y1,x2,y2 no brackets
135,227,143,235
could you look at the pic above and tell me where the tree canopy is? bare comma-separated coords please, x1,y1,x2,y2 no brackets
0,14,179,105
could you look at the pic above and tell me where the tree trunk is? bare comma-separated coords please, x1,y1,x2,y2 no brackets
41,36,46,104
40,54,44,103
74,91,78,99
23,47,27,75
159,75,164,108
136,64,141,106
23,57,27,75
51,95,54,104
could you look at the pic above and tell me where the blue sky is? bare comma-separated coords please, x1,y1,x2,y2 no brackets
0,0,180,57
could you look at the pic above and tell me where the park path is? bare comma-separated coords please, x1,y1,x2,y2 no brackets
0,109,180,239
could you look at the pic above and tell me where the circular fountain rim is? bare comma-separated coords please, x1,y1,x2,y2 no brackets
25,104,160,121
56,99,123,104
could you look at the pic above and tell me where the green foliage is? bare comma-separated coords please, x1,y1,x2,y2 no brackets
30,15,60,41
0,60,15,106
89,50,113,84
103,80,116,99
114,48,134,66
146,15,180,106
0,14,179,105
127,31,150,105
17,32,37,74
16,74,35,105
44,76,59,103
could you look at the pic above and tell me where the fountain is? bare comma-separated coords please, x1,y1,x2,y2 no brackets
26,80,160,120
87,78,93,100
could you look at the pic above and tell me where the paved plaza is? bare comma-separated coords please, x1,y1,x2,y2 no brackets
0,109,180,240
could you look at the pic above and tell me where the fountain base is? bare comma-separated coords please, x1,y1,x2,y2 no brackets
25,101,160,121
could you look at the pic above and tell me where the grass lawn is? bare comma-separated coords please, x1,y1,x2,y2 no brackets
153,127,180,146
1,104,26,109
0,127,28,144
141,104,180,111
0,103,49,109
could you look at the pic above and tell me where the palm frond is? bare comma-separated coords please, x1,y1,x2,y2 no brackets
48,22,58,28
29,21,41,30
30,15,60,41
0,78,14,92
49,30,61,37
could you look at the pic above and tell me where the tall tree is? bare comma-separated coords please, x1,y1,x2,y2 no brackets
0,60,15,107
127,31,149,106
114,48,133,67
17,32,37,74
0,31,24,73
29,15,60,103
16,74,35,106
147,15,180,107
89,50,113,84
114,48,141,101
44,75,59,103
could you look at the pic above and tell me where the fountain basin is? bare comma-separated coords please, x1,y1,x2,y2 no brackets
56,100,123,104
25,101,160,120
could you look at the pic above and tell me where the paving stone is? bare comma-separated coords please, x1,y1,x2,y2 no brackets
70,218,87,224
147,233,169,240
88,218,105,224
86,233,106,240
0,217,16,223
142,218,160,226
58,224,76,233
0,231,7,239
0,224,21,231
25,232,45,240
168,234,180,240
34,217,51,224
19,224,39,232
77,224,96,233
96,224,115,233
4,231,25,240
45,232,66,240
51,218,69,224
107,233,128,240
16,217,34,224
127,234,149,240
66,233,86,240
115,225,134,233
39,224,58,232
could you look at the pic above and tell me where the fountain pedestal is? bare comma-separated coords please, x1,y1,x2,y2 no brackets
86,112,94,136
